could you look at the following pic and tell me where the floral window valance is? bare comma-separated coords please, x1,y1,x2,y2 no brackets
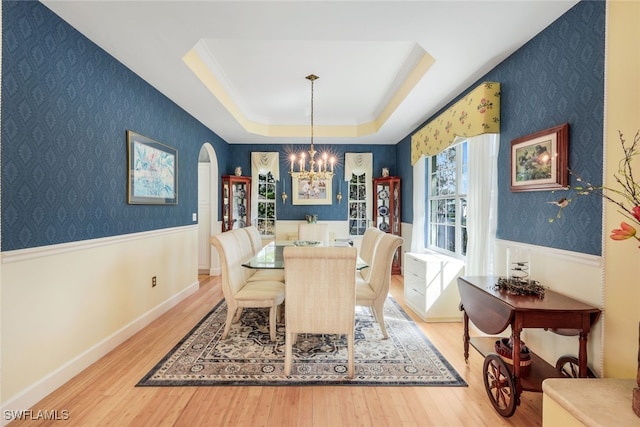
411,82,501,165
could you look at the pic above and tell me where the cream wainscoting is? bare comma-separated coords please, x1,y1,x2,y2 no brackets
403,231,604,376
1,226,199,415
495,239,604,377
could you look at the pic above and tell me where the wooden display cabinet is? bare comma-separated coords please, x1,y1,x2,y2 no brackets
373,176,401,274
222,175,251,232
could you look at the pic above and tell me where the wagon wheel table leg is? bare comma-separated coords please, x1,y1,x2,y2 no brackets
483,354,518,417
556,355,596,378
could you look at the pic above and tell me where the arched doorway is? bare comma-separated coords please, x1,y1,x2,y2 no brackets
198,143,220,276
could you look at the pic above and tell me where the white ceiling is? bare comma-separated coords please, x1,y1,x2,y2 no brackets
41,0,579,145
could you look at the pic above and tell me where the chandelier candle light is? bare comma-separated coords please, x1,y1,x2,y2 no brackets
289,74,335,186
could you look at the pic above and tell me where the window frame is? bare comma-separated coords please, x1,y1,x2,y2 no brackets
347,172,368,236
256,171,276,237
426,141,468,258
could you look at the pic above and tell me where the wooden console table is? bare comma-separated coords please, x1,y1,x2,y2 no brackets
457,276,601,417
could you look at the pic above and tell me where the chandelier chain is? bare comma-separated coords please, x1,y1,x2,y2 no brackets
289,74,334,188
310,75,314,147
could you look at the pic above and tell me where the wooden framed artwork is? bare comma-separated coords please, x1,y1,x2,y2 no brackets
510,123,569,192
291,173,332,205
127,130,178,204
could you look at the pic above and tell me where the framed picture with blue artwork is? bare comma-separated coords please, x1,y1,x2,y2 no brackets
127,130,178,204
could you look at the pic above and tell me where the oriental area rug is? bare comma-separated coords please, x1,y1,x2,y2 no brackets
137,297,467,387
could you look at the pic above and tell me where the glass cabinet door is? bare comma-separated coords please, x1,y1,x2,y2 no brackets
373,176,401,274
222,175,251,232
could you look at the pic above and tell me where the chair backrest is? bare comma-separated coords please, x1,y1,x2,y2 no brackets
297,223,329,242
242,226,264,255
210,231,254,298
232,228,255,261
366,233,403,296
359,227,384,280
284,246,357,335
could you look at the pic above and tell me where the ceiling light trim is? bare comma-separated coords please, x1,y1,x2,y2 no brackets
183,45,434,139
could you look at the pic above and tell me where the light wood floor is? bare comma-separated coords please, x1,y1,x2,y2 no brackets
10,275,543,426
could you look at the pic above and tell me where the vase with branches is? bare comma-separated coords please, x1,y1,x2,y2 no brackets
549,129,640,248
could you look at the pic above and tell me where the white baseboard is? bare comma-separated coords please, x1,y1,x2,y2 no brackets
0,281,199,425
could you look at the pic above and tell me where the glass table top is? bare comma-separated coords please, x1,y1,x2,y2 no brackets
242,241,367,270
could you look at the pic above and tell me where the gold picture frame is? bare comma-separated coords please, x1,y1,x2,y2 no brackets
291,173,333,205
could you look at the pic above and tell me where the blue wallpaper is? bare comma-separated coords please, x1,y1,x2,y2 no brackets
492,0,604,255
2,0,605,256
406,0,605,255
228,143,397,221
2,1,229,251
395,134,413,224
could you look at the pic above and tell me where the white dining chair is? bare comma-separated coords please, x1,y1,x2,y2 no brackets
239,227,285,283
283,246,358,378
358,227,385,281
356,233,403,339
297,223,329,243
210,231,285,341
242,226,265,255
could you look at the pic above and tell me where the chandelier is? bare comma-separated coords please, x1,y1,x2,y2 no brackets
289,74,335,186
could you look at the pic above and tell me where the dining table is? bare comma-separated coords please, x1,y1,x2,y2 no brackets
242,240,368,270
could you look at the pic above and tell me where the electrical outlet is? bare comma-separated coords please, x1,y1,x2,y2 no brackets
152,276,157,287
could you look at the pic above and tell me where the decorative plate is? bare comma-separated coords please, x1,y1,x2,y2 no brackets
237,204,246,216
378,205,389,217
293,240,322,247
233,219,245,229
378,189,389,200
236,188,246,199
378,221,390,232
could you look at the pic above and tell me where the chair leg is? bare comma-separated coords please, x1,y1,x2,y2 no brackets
347,332,355,379
233,307,243,322
277,302,284,323
372,302,389,339
269,305,277,341
284,332,293,376
222,306,236,339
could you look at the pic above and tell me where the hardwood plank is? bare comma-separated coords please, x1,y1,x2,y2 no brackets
8,274,544,426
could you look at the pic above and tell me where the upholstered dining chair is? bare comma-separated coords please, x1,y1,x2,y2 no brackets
297,223,329,243
239,227,285,283
242,226,264,255
356,233,403,339
283,246,358,378
210,231,285,341
358,227,385,281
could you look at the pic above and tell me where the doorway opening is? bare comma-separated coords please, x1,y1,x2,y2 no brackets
197,143,220,276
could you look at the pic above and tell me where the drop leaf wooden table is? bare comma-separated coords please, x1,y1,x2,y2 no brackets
457,276,601,417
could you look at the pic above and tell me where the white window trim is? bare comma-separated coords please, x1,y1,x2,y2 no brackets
345,153,373,236
427,140,467,258
251,152,279,234
418,134,499,274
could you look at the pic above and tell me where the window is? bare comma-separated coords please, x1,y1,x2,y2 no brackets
344,152,373,237
251,152,280,237
348,173,368,236
427,141,468,256
256,172,276,236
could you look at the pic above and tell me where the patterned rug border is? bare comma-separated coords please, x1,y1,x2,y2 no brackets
137,297,467,387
